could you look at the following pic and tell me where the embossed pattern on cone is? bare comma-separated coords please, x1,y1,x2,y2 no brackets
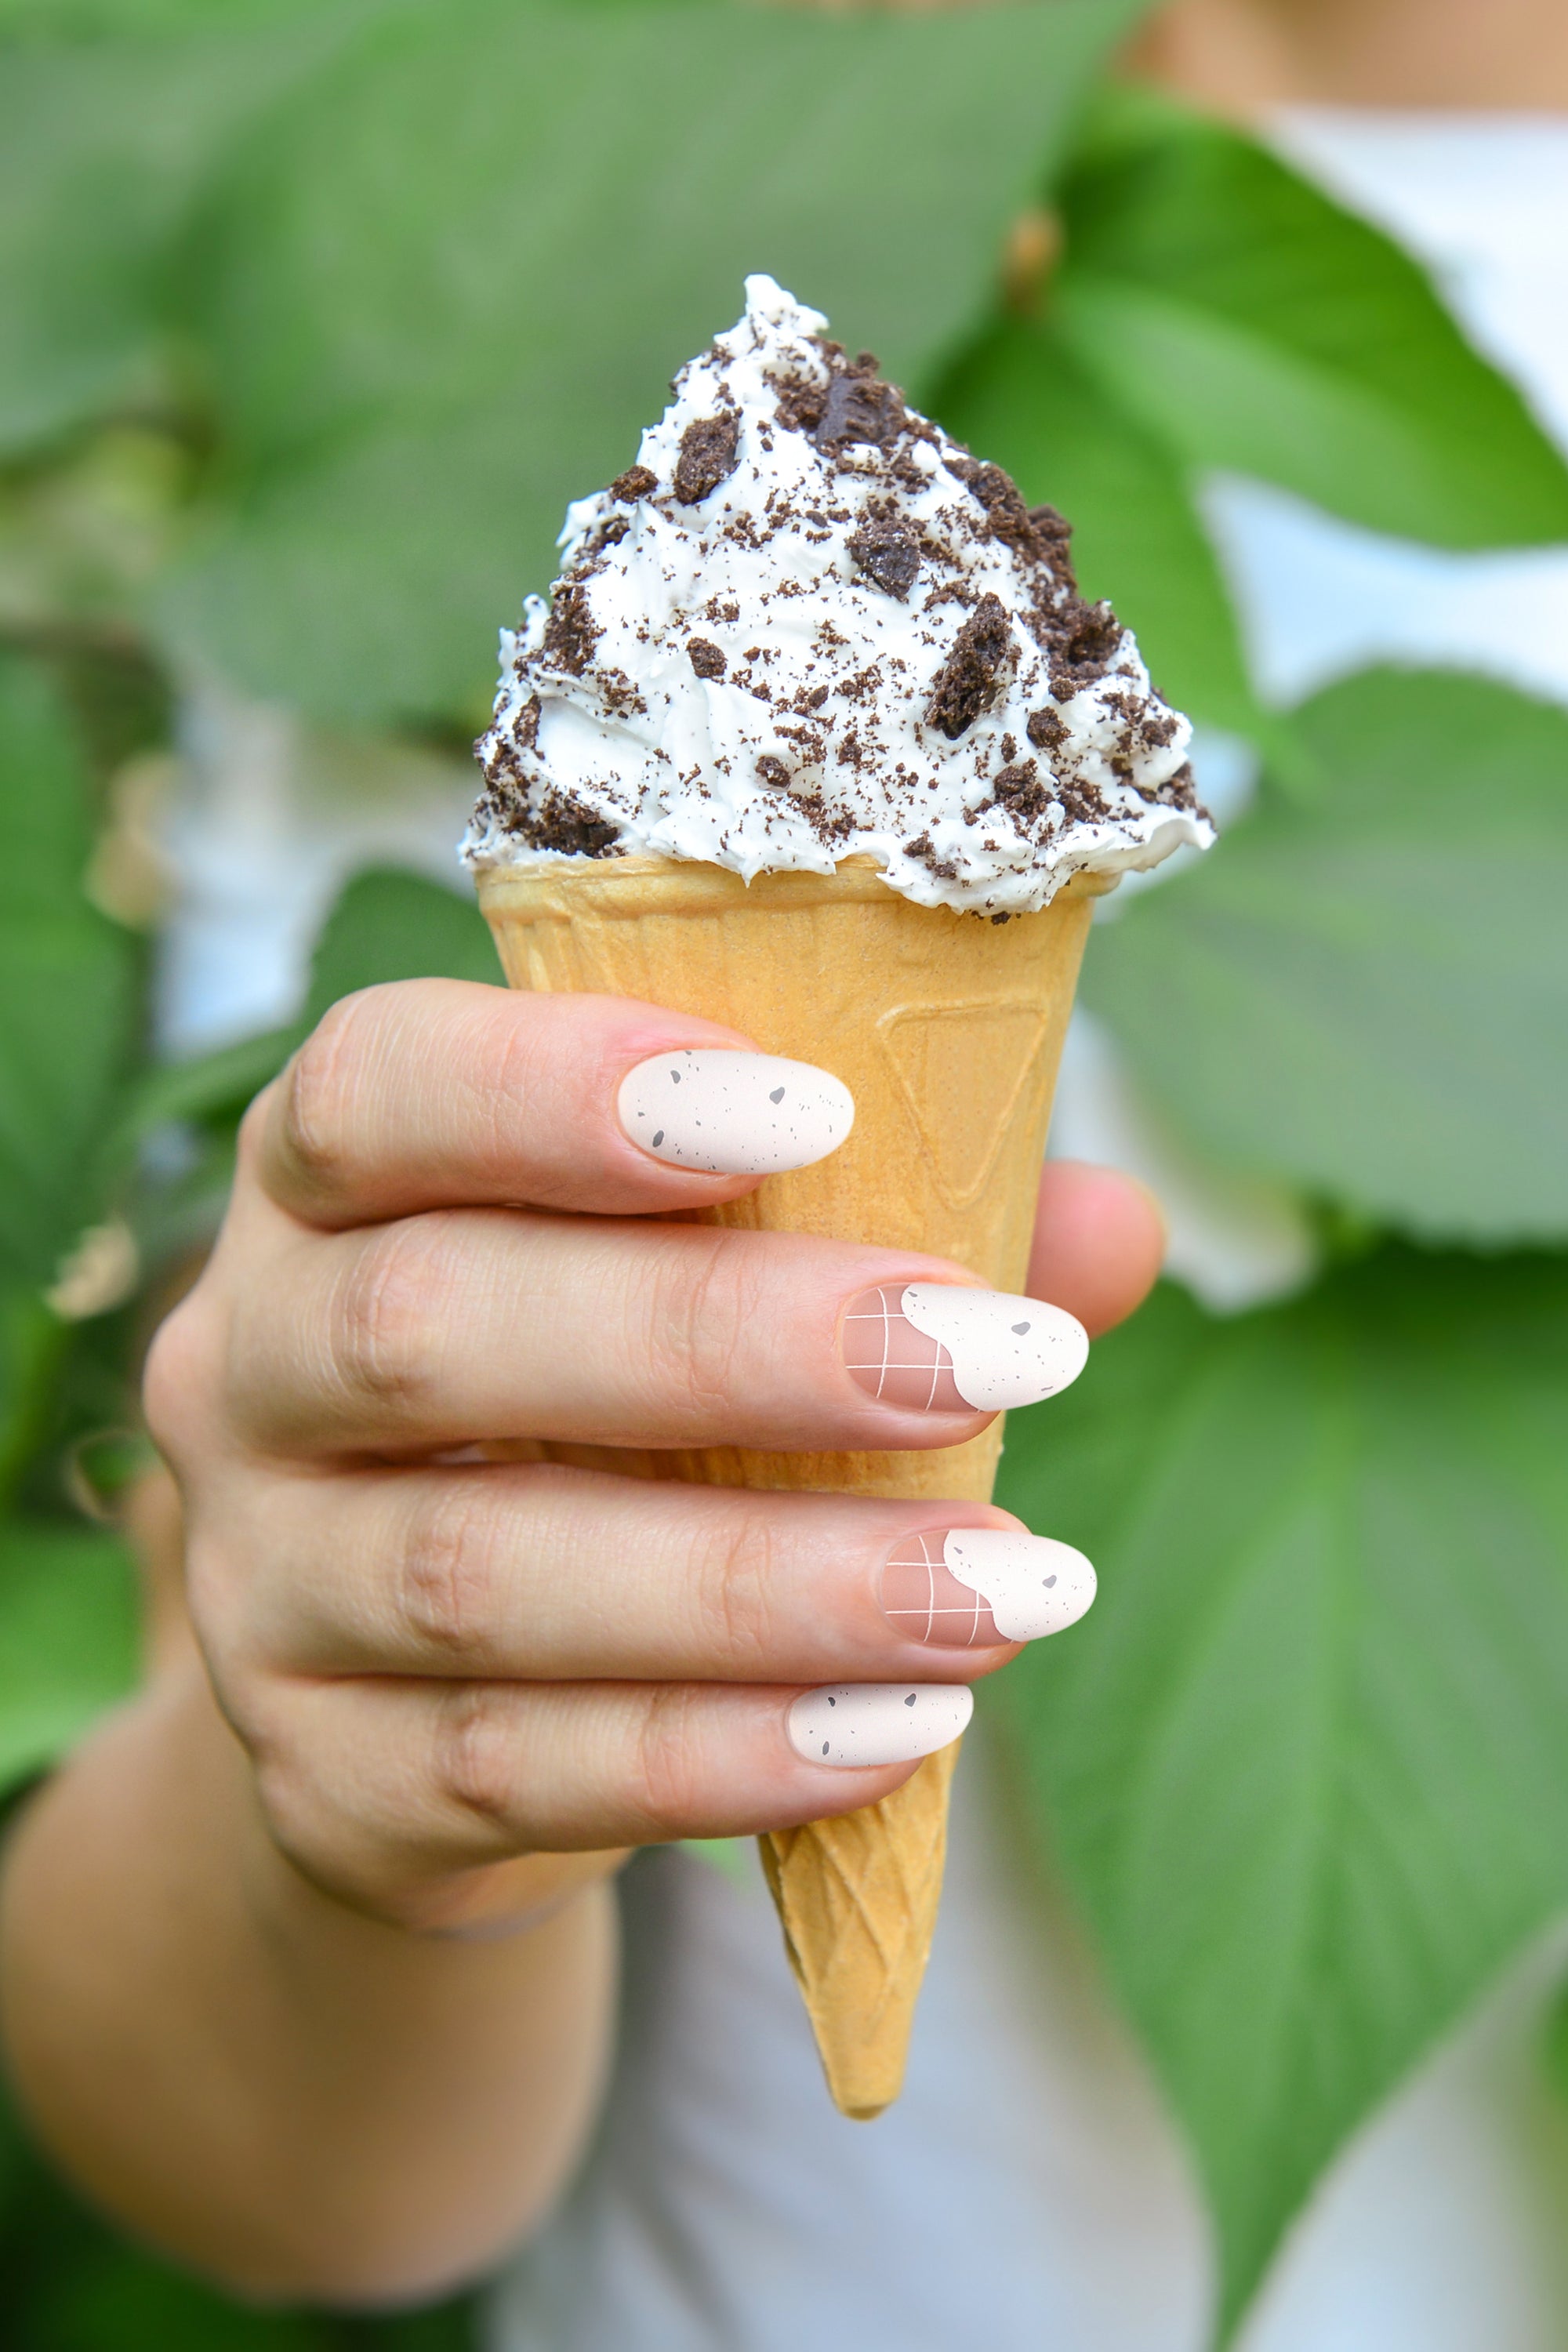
759,1741,958,2117
477,853,1096,2112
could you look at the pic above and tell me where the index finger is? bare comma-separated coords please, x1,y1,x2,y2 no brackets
252,980,855,1231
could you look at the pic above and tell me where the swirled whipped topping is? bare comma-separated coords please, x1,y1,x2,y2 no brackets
466,275,1210,914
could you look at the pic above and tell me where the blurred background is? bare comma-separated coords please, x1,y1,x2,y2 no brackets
2,0,1567,2344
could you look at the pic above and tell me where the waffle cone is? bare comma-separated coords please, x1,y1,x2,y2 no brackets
476,853,1095,2116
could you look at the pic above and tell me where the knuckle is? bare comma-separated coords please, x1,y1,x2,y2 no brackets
273,993,379,1208
629,1685,710,1838
325,1219,447,1418
429,1682,523,1834
142,1292,216,1465
397,1485,500,1665
651,1235,759,1423
686,1507,777,1672
233,1083,276,1178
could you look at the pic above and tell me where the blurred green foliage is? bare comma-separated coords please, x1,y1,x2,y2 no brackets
996,1253,1568,2334
1,2,1566,2346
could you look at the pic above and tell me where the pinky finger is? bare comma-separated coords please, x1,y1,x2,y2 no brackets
249,1675,971,1913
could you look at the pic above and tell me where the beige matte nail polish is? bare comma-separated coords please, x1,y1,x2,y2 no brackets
618,1048,853,1174
786,1682,973,1768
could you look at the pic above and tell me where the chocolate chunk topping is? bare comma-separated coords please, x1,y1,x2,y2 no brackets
674,413,740,505
687,637,728,681
1027,503,1077,589
943,456,1038,557
925,593,1013,740
513,691,543,753
597,666,646,718
542,584,601,677
1158,759,1202,812
612,463,657,503
756,754,792,790
1047,597,1122,699
848,518,920,600
903,829,958,880
992,758,1048,823
771,368,828,437
1026,706,1068,753
815,354,906,454
772,346,908,454
528,787,620,856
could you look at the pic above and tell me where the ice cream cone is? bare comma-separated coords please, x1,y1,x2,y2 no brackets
476,851,1098,2115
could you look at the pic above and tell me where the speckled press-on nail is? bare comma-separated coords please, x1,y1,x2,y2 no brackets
617,1049,854,1175
786,1682,973,1768
840,1283,1088,1412
881,1529,1096,1646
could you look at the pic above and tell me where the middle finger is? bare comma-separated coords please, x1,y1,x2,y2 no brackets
228,1211,1088,1457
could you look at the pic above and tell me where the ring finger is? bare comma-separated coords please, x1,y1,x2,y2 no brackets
204,1461,1096,1686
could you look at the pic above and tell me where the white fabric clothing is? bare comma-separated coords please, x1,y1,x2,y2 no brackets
489,1766,1207,2352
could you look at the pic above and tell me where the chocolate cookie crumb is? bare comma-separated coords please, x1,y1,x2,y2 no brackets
848,518,921,599
993,758,1048,822
687,637,728,680
1026,503,1076,588
1026,707,1068,752
528,787,620,856
542,584,601,677
757,754,792,789
514,692,543,753
675,413,741,505
925,593,1013,740
1047,597,1122,699
612,463,657,503
814,354,906,454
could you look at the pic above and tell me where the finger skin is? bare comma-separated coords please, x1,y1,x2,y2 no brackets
206,1207,1000,1459
197,1461,1025,1684
1027,1160,1166,1338
244,1672,932,1915
255,982,779,1229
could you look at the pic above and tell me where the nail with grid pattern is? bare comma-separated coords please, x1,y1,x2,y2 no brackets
880,1528,1096,1647
840,1283,1089,1414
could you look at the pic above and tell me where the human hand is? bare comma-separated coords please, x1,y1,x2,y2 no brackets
146,982,1163,1934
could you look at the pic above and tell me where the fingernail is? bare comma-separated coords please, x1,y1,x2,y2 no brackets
840,1283,1088,1412
618,1049,854,1175
786,1682,973,1768
881,1529,1096,1646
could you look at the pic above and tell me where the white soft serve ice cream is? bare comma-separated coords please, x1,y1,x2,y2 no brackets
466,275,1210,916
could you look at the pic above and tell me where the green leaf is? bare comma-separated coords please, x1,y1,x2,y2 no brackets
301,866,499,1026
123,1023,299,1144
158,0,1144,722
1082,668,1568,1243
0,1293,69,1516
31,2252,336,2350
0,651,139,1289
0,10,365,456
1055,87,1568,550
0,1522,138,1796
989,1250,1568,2339
123,868,494,1130
934,312,1263,737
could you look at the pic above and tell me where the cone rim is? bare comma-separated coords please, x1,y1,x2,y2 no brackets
474,849,1114,924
